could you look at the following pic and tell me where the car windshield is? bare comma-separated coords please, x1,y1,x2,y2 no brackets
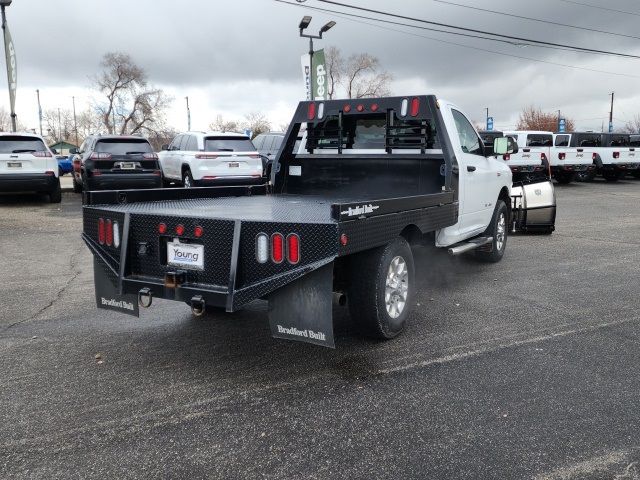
204,137,255,152
95,139,153,155
0,136,47,153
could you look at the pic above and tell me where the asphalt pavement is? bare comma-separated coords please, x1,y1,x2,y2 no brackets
1,179,639,479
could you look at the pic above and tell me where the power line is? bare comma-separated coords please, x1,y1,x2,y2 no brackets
275,0,640,79
432,0,640,41
558,0,640,17
316,0,640,59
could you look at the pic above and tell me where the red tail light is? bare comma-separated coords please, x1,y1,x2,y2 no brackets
142,153,158,160
307,102,316,120
343,104,352,113
541,153,547,162
32,151,52,158
158,223,167,234
249,154,260,159
194,226,204,238
175,224,185,236
613,151,620,159
340,234,349,246
105,219,113,246
503,154,510,161
286,234,300,264
592,153,597,160
271,233,284,264
98,218,105,245
90,152,112,160
558,152,566,160
410,97,420,117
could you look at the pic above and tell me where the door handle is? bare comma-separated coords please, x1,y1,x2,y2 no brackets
467,166,476,172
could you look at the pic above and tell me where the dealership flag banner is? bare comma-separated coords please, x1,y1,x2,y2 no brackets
3,22,16,115
301,49,327,101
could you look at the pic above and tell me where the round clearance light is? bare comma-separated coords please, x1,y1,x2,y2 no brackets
371,104,379,112
343,104,352,113
194,226,204,238
340,234,349,246
356,104,365,112
175,224,185,236
158,223,167,234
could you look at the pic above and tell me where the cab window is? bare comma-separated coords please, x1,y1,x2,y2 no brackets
555,135,570,147
452,109,483,155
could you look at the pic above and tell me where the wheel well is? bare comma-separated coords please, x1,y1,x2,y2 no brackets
181,164,191,175
400,224,423,245
498,186,512,222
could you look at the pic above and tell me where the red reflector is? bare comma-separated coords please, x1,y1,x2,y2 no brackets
371,104,379,112
98,218,105,245
559,153,566,160
340,234,349,246
175,224,185,236
541,153,547,161
343,104,351,113
105,219,113,246
613,151,620,159
194,226,204,238
272,233,284,263
307,103,316,120
592,153,597,160
356,104,365,112
503,154,510,161
410,97,420,116
286,234,300,264
158,223,167,234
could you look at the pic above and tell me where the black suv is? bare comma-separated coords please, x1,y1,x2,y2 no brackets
71,135,162,192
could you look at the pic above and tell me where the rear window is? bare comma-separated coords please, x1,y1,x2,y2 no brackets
575,134,601,147
480,132,502,144
204,137,255,152
307,113,440,151
0,136,47,153
526,134,553,147
95,139,153,155
555,135,570,147
630,135,640,147
609,135,630,147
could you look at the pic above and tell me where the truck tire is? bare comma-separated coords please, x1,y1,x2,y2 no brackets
182,169,194,188
556,172,574,184
49,179,62,203
602,171,619,182
72,174,82,193
347,237,415,340
475,200,508,263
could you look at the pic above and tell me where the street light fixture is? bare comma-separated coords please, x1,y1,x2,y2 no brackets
298,16,336,101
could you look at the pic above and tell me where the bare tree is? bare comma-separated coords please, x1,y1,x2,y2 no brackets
623,115,640,134
93,52,172,136
343,53,392,99
242,112,271,138
516,106,575,132
208,114,239,133
42,108,75,145
325,46,343,100
0,106,27,132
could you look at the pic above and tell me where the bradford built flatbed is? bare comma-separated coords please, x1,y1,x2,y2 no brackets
83,95,513,347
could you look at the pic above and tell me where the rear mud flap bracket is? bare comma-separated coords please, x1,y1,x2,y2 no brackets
268,262,335,348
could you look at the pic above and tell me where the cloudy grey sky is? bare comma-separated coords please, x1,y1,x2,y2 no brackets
6,0,640,133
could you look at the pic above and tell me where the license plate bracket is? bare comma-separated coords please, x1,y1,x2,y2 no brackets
167,241,204,270
7,162,21,168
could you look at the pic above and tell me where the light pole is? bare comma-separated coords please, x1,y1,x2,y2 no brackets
185,96,191,131
1,0,17,132
299,16,335,101
36,89,43,136
609,92,615,133
485,107,489,130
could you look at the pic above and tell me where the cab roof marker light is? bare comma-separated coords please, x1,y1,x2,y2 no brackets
400,99,408,117
410,97,420,117
317,102,325,120
307,102,316,121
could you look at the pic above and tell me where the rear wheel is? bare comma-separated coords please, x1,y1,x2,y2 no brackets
603,171,619,182
556,172,574,184
347,237,415,340
182,169,194,188
72,174,82,193
49,179,62,203
475,200,508,263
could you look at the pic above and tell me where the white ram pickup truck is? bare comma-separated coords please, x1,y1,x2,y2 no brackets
551,133,596,184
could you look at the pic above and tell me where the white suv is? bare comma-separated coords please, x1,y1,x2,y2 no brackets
0,132,61,203
158,131,263,187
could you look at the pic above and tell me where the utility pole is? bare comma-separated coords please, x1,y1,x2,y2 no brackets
485,107,489,130
558,110,561,131
185,96,191,131
36,89,43,136
72,96,78,146
609,92,615,133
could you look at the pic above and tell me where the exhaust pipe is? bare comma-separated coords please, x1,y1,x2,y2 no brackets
138,288,153,308
190,295,206,317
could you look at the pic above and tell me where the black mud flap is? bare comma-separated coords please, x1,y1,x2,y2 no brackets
268,262,335,348
93,258,139,317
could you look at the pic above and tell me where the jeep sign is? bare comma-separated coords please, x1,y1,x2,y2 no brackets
300,49,327,101
3,22,16,115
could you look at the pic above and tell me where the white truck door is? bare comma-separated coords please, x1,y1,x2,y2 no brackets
450,108,496,235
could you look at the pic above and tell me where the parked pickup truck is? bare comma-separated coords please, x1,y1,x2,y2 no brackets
566,132,639,181
484,130,549,183
82,96,514,348
551,133,596,184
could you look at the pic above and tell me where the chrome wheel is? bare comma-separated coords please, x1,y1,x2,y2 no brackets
496,212,506,252
183,174,192,188
385,256,408,319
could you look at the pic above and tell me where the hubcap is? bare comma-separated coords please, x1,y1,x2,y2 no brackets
385,256,409,319
496,212,506,251
183,175,191,188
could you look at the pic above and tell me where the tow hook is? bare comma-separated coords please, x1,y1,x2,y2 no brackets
138,288,153,308
190,295,206,317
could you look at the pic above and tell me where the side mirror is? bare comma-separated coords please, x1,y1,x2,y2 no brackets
69,147,78,154
493,137,518,156
51,148,58,155
161,144,169,151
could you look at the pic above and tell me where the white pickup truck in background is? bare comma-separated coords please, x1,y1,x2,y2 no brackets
502,130,550,183
551,133,596,184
